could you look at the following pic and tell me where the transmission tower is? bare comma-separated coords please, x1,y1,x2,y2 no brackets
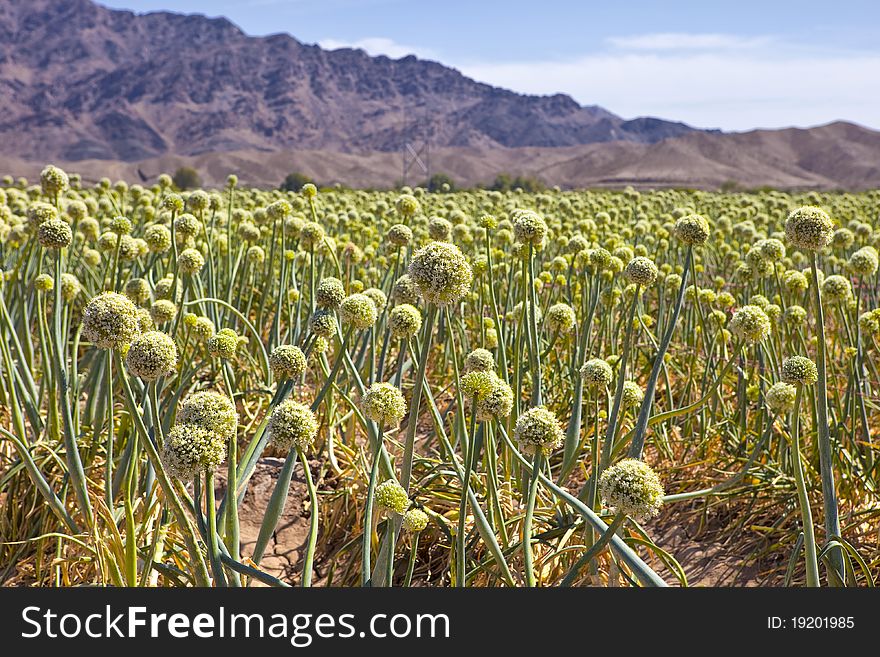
401,100,430,187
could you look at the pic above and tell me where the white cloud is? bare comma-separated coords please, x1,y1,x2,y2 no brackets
318,36,437,61
606,33,771,51
455,35,880,131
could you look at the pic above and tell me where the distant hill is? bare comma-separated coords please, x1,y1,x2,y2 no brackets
4,121,878,191
0,0,700,163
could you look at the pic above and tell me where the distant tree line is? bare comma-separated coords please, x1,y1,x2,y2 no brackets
169,167,547,193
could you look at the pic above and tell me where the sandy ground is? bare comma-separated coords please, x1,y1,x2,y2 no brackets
225,457,773,587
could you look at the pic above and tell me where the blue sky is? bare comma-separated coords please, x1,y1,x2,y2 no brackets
99,0,880,131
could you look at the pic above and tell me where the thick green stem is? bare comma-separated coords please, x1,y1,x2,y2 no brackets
791,386,821,587
523,450,543,587
810,254,844,580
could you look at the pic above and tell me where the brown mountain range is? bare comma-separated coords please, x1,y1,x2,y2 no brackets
0,0,878,189
0,0,698,161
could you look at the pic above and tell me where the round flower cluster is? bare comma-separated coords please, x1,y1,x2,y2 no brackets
125,331,178,381
622,381,645,409
144,224,172,253
160,193,183,213
247,245,266,265
402,508,429,533
300,221,325,248
339,293,378,330
784,305,807,326
729,305,772,343
34,273,53,292
781,356,818,386
580,358,613,388
110,216,132,235
849,246,879,277
784,270,809,293
363,287,387,310
511,209,547,247
514,406,565,456
757,238,786,262
60,273,81,302
177,391,238,439
428,217,452,241
387,224,413,246
832,228,855,249
136,308,153,332
408,241,473,306
395,194,420,218
479,214,498,230
392,274,419,305
674,214,711,245
545,302,576,334
821,274,852,303
192,316,215,340
460,369,498,401
40,164,69,197
477,377,514,421
375,479,410,514
309,309,338,338
599,458,664,521
125,278,151,305
269,345,307,380
207,328,238,359
268,400,319,451
177,248,205,275
464,348,495,373
82,292,140,349
316,277,346,309
174,213,201,238
785,206,834,252
588,248,612,271
361,382,407,426
509,300,543,324
38,218,73,249
766,382,797,414
161,424,226,481
624,256,659,287
389,304,422,339
150,299,177,325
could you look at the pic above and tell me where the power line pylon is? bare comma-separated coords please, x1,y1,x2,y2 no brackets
402,101,429,188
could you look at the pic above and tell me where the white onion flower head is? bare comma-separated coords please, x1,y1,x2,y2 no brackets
464,348,495,373
402,508,429,533
781,356,818,386
408,241,473,306
766,382,797,414
269,345,307,380
361,382,407,426
268,400,319,451
161,424,226,480
599,458,664,521
82,292,140,349
580,358,613,388
375,479,410,515
339,293,378,330
125,331,178,381
729,305,771,343
673,214,710,245
624,256,659,287
511,209,547,247
389,304,422,339
785,206,834,252
177,391,238,439
514,406,565,456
